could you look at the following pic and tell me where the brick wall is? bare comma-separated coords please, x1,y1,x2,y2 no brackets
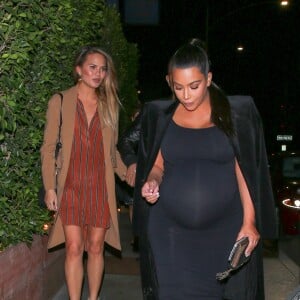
0,235,65,300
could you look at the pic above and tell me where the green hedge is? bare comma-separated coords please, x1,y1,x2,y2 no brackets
0,0,138,251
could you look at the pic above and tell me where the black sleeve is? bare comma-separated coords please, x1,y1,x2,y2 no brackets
117,111,142,167
251,101,278,239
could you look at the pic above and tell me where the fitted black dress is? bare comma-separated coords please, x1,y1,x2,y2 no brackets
148,120,243,299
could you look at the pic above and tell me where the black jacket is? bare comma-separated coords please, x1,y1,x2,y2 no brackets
120,96,277,300
117,112,141,167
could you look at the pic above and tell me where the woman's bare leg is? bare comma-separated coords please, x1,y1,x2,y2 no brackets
64,225,84,300
86,227,106,300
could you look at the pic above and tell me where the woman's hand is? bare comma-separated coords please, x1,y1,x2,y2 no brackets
142,151,163,204
236,223,260,257
125,163,137,187
45,189,58,211
141,179,160,204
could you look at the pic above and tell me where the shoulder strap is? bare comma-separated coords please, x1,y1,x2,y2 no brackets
54,93,63,160
57,92,63,142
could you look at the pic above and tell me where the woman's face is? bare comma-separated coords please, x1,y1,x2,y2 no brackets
76,53,107,89
170,67,212,111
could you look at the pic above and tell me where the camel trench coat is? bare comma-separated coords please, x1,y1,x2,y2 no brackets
40,85,127,250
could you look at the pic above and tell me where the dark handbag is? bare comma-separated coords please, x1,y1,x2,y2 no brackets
39,93,63,207
216,237,250,281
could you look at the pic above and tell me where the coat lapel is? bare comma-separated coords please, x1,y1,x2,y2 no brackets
229,107,241,163
59,86,77,189
147,101,178,173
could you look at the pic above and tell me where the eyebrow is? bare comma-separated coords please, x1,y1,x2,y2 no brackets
173,80,202,86
88,63,107,68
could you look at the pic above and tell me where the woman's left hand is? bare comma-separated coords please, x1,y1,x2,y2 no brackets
236,223,260,257
45,189,58,211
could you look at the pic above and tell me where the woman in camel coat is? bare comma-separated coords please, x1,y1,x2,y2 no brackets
41,46,126,300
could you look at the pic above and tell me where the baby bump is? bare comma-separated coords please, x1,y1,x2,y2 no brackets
159,161,241,229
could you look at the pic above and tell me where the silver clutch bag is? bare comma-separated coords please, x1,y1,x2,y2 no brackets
216,237,250,280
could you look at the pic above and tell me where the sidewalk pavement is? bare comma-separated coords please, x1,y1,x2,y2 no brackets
53,207,300,300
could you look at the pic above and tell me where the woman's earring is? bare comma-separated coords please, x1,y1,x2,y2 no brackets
78,73,82,82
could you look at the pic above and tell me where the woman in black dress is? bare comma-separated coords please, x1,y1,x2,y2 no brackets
134,39,277,299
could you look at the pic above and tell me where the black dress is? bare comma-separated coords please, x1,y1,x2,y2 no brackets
148,120,243,299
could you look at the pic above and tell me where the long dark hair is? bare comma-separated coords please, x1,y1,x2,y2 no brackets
168,38,234,137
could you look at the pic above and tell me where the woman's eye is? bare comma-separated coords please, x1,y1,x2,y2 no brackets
174,86,182,91
190,85,199,90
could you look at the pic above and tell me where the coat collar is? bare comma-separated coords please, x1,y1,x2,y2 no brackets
228,106,241,162
147,100,178,172
64,84,106,128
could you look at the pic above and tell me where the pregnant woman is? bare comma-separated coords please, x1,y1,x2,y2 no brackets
134,39,277,299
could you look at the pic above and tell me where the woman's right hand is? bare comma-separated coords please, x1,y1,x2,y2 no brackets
45,189,58,211
125,163,137,187
141,179,160,204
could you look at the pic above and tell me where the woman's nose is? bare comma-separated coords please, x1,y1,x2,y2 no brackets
183,89,190,99
95,68,105,76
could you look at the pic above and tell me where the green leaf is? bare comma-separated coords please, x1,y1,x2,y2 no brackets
7,100,16,107
18,13,27,18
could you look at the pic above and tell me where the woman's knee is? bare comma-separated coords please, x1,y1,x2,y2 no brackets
86,227,106,255
86,240,104,256
65,241,84,257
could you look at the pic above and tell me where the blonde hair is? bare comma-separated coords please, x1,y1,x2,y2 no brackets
74,46,120,129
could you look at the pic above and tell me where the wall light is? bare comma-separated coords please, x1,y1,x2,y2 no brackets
280,1,289,6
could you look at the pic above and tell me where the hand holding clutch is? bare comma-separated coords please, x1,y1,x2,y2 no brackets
216,237,250,281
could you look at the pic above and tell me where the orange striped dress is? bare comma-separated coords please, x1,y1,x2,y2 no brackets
59,99,110,229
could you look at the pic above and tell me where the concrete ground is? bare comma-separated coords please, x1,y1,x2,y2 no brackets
53,207,300,300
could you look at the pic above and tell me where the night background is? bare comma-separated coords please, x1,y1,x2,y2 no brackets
109,0,300,153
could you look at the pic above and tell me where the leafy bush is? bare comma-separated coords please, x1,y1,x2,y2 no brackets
0,0,138,251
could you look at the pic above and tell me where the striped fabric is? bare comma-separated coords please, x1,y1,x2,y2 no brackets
59,99,110,229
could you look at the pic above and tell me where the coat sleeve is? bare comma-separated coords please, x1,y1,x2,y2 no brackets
40,94,62,190
255,103,278,239
117,111,142,167
251,101,278,239
132,104,151,235
114,150,127,181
